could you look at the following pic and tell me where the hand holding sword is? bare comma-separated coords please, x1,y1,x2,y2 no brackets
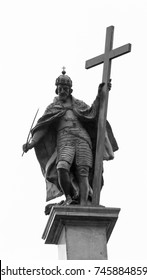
22,108,39,156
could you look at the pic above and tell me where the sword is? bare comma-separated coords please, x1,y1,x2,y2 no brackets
22,108,39,156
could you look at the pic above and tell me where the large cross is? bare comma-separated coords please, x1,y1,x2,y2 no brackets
85,25,131,205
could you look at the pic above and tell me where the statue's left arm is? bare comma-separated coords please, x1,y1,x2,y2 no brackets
75,83,108,119
90,81,111,117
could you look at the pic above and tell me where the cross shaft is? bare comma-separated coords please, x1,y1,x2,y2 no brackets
85,26,131,205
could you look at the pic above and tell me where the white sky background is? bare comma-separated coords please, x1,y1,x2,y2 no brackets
0,0,147,261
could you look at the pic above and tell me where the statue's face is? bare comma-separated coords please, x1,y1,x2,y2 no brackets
57,84,70,101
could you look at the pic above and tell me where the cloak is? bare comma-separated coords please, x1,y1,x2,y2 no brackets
31,95,118,202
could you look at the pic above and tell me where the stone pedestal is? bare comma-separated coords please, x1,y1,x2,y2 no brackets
42,206,120,260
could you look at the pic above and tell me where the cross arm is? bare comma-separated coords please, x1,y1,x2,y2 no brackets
85,43,131,70
110,43,131,60
85,54,104,69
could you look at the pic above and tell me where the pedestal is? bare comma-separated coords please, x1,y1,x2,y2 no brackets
42,206,120,260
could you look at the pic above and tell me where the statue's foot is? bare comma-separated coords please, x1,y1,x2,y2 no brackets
45,200,65,214
80,201,87,206
62,195,73,206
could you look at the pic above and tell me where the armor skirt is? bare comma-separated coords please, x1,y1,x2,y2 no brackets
56,127,93,168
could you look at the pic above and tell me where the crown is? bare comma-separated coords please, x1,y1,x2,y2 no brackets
55,67,72,87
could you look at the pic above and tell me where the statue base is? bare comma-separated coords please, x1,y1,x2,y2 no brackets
42,205,120,260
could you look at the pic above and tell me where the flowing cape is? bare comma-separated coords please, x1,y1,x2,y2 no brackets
31,95,118,202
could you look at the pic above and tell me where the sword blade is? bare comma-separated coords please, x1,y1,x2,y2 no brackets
22,108,39,156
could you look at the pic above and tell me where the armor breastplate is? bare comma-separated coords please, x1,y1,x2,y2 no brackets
57,109,82,131
64,109,77,121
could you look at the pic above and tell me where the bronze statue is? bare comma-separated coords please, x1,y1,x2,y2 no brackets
22,69,118,210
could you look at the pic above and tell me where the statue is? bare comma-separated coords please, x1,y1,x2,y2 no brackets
22,68,118,211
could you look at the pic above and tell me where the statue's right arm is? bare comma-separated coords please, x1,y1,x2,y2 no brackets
22,101,56,153
22,128,47,153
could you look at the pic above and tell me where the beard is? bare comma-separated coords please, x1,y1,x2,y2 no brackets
59,91,70,102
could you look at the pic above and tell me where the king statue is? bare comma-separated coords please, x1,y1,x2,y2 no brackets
22,69,118,211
